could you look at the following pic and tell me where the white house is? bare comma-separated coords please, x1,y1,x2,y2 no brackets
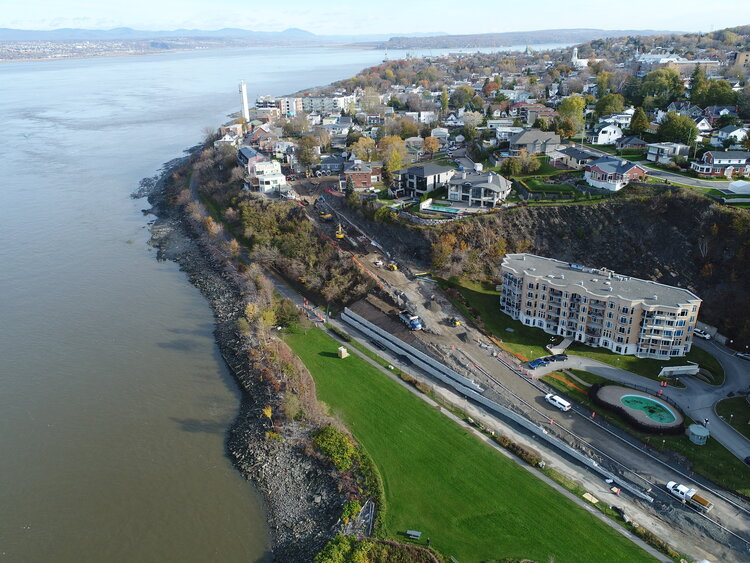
398,164,455,198
690,151,750,177
495,126,525,141
431,127,450,143
584,157,647,191
712,125,748,148
590,123,623,145
249,160,287,193
448,170,512,207
646,142,689,164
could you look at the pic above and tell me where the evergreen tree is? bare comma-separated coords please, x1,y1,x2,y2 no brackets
629,107,650,135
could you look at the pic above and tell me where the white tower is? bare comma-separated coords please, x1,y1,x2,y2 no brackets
239,80,250,122
571,47,579,65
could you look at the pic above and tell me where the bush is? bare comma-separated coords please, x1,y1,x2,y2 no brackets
341,499,362,524
327,325,352,342
314,426,357,471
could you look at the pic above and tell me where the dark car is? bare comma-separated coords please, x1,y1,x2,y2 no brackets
736,352,750,361
745,456,750,466
551,354,569,362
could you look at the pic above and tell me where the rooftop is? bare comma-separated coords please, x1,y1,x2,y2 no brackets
501,253,701,308
503,254,701,307
586,156,644,175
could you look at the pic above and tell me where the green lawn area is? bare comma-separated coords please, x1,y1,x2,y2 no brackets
523,178,577,193
715,396,750,441
582,143,617,154
284,327,655,563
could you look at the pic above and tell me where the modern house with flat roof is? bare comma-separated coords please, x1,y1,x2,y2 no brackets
398,163,455,198
499,254,702,358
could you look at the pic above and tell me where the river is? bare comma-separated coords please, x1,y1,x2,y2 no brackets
0,43,565,562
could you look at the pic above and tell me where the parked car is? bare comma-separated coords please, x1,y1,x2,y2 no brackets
693,328,711,340
545,393,572,412
736,352,750,361
744,456,750,466
551,354,569,362
528,358,550,369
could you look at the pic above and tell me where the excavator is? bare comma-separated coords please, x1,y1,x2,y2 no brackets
335,223,345,239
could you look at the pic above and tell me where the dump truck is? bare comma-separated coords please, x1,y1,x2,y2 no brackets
666,481,714,512
398,310,422,331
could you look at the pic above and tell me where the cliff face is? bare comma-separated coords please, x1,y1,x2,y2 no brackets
420,189,750,344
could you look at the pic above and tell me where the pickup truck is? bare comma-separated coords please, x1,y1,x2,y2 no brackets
398,310,422,331
666,481,714,512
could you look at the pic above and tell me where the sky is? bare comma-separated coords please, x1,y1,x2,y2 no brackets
2,0,749,35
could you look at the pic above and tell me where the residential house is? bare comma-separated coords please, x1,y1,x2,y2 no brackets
598,110,635,128
615,136,647,150
646,142,689,164
590,123,623,145
249,160,287,193
341,160,381,190
398,164,455,198
444,113,464,127
214,131,242,149
690,151,750,177
552,147,599,169
495,126,525,141
237,146,269,171
320,155,346,174
712,125,748,148
693,116,713,136
584,157,647,191
704,105,738,126
431,127,450,144
447,170,512,207
486,119,515,130
508,129,562,156
666,102,704,120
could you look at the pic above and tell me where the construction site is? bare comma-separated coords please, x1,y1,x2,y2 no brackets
281,177,750,562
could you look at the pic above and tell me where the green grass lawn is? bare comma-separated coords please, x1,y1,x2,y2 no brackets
523,178,577,193
715,396,750,441
582,143,617,154
284,327,655,563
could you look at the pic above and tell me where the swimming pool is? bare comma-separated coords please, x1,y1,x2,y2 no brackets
423,205,462,214
620,394,677,424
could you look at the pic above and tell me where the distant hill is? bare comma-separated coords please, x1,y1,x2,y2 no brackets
0,27,445,43
374,28,680,49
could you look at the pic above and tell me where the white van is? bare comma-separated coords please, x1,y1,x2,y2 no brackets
545,393,571,412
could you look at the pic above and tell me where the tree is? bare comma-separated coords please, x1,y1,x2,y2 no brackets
462,110,484,128
423,136,440,157
440,86,449,115
690,65,709,106
378,135,407,173
628,107,649,135
555,117,577,139
703,80,737,106
282,114,309,137
558,95,585,134
657,112,698,145
449,85,474,108
482,80,499,97
716,114,743,128
594,93,624,117
470,95,485,111
345,175,354,197
640,68,684,108
298,134,320,168
596,71,612,95
516,149,540,174
500,157,522,176
350,137,377,161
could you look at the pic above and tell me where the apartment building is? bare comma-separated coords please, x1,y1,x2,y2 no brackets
499,254,702,358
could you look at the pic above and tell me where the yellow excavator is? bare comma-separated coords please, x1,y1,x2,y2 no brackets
335,223,345,239
385,263,398,271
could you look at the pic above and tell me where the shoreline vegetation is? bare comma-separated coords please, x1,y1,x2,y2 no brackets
142,141,675,561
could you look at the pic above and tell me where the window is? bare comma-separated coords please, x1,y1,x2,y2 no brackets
622,307,629,314
607,312,614,319
620,317,627,324
606,321,612,328
608,302,615,309
528,283,534,289
692,305,697,312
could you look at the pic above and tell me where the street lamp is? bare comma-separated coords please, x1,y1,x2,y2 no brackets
730,414,734,424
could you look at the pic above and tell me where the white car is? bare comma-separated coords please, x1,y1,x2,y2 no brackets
736,352,750,361
693,328,711,340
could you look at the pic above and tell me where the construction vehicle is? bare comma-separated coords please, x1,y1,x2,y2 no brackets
385,263,398,271
398,310,422,331
335,223,345,239
319,210,333,221
666,481,714,512
448,317,461,327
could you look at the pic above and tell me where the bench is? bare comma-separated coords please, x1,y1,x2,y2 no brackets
406,530,422,540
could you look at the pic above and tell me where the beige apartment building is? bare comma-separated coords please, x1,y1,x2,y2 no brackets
499,254,702,359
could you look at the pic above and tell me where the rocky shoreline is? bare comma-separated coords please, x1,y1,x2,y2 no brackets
142,158,343,561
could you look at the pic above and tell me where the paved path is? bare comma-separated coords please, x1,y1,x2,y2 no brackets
532,343,750,463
